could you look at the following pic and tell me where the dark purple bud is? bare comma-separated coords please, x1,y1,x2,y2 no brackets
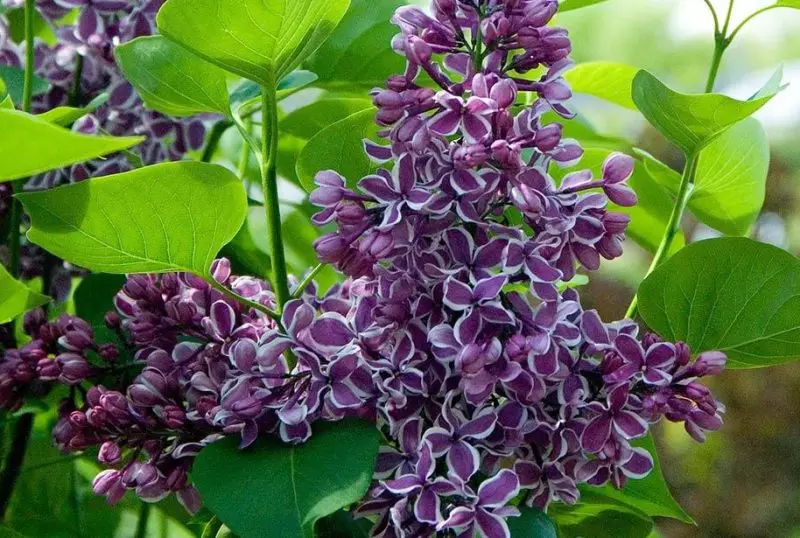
36,359,61,381
602,153,635,184
695,351,726,376
604,184,638,207
104,311,121,329
98,441,122,464
490,79,518,109
160,405,187,429
406,36,432,65
315,234,348,263
603,212,630,234
56,353,90,385
122,462,158,488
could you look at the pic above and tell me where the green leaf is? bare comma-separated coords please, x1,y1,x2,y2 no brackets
565,62,638,109
637,119,769,236
0,264,50,324
638,237,800,368
632,69,781,156
0,65,49,106
157,0,351,86
507,506,558,538
307,0,406,90
587,434,693,522
296,108,379,192
116,35,230,117
775,1,800,8
693,118,769,235
0,110,143,182
36,94,109,126
74,273,126,343
551,501,653,538
559,0,612,12
0,525,31,537
192,419,380,538
18,161,247,276
281,98,374,140
316,510,373,538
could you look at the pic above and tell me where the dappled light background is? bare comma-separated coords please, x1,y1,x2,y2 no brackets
556,1,800,536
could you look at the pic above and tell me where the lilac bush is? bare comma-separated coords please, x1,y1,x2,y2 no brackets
0,1,731,536
0,0,207,188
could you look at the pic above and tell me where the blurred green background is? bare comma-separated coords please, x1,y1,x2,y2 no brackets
558,1,800,536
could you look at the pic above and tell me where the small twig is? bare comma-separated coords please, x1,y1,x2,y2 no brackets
133,502,151,538
201,120,234,163
291,263,325,299
206,277,281,323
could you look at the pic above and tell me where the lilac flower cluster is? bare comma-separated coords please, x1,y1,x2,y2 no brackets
0,1,728,536
1,309,102,411
0,0,208,188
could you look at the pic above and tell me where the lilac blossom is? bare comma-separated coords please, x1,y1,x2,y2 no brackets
0,1,730,535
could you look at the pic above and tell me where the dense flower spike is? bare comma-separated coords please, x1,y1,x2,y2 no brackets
0,1,727,536
0,0,208,188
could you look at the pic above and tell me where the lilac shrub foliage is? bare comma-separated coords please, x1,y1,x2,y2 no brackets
0,0,729,536
0,0,208,299
0,0,207,188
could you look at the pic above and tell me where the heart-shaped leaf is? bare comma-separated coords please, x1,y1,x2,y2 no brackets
116,35,230,117
586,434,692,522
508,506,558,538
18,161,247,276
192,419,380,538
0,110,143,182
307,0,406,90
0,264,50,324
296,108,380,192
632,69,782,156
638,237,800,368
565,62,638,109
157,0,350,86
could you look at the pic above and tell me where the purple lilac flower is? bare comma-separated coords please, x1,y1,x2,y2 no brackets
0,1,729,534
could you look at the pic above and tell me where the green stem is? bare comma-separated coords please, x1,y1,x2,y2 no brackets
237,117,254,192
721,0,735,35
260,79,290,312
704,36,728,93
134,502,151,538
703,0,720,33
626,156,698,319
727,6,778,44
291,263,325,299
68,54,84,108
201,120,234,163
207,278,281,323
0,413,34,520
625,9,733,319
21,0,35,114
201,516,223,538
